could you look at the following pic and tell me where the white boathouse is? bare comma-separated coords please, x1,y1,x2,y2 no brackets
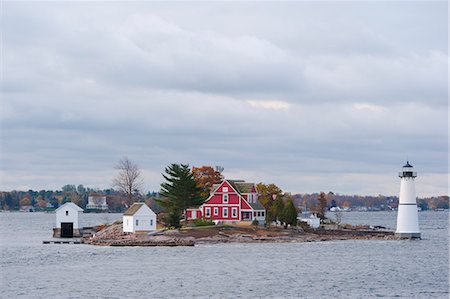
55,202,84,237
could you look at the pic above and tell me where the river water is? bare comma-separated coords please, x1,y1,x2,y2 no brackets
0,211,448,298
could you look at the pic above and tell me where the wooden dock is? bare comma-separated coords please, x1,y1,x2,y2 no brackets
43,240,83,245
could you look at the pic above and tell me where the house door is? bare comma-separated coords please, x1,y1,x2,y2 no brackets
61,222,74,238
192,211,197,219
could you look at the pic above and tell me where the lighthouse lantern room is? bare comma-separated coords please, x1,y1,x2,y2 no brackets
395,161,421,239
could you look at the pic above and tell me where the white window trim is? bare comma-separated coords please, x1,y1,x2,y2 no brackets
223,207,228,217
232,208,237,218
223,194,229,203
223,187,228,192
214,207,219,216
205,207,211,217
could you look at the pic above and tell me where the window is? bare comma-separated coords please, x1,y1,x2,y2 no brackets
248,194,253,203
205,208,211,217
262,211,265,217
150,219,153,226
223,187,228,192
214,207,219,216
223,208,228,217
257,212,261,217
223,194,229,203
136,219,139,226
65,211,69,216
232,208,237,218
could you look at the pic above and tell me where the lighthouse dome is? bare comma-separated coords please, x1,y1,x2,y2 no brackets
399,161,417,178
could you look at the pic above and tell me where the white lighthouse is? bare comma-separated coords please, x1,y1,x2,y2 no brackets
395,161,420,239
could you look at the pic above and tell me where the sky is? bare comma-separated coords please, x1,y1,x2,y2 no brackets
1,1,448,197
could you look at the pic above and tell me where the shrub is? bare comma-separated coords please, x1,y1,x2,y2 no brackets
194,218,215,227
252,219,259,226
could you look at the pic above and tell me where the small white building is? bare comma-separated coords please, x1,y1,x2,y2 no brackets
123,203,157,233
298,213,321,229
55,202,84,237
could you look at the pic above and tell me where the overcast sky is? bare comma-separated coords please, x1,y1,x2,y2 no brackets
1,1,448,196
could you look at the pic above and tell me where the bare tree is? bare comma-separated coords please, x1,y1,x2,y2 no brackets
112,157,144,204
334,209,343,226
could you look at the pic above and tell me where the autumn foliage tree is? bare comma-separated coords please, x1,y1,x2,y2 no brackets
192,166,223,198
315,192,328,220
256,183,283,210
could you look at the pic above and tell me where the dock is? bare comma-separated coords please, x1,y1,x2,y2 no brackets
43,240,83,245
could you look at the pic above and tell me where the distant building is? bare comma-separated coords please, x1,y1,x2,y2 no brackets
298,213,320,228
55,202,83,237
86,194,109,211
186,179,266,224
123,203,157,233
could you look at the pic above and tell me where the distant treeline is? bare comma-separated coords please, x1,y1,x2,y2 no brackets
292,192,449,211
0,184,161,212
0,185,447,212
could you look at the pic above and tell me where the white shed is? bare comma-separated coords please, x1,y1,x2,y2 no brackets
55,202,84,237
123,203,157,233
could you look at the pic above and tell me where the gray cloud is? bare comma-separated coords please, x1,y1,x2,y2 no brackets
1,2,447,196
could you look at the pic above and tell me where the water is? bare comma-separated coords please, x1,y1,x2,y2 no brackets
0,211,448,298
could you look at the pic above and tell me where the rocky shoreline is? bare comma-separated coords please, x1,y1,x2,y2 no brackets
82,222,396,246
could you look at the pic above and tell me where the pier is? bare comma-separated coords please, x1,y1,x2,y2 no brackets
43,240,83,245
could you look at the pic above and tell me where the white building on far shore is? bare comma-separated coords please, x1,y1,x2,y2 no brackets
86,194,109,211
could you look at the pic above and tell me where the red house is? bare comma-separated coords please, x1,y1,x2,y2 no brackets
186,179,266,224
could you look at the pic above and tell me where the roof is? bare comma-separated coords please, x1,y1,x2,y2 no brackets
403,161,413,168
210,184,221,194
249,202,265,211
123,203,145,216
56,202,83,212
227,180,255,194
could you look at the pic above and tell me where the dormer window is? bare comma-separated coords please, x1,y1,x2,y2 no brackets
223,194,229,203
223,187,228,192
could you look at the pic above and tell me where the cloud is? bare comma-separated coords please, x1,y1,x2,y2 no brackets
247,100,290,110
353,103,387,112
1,2,447,196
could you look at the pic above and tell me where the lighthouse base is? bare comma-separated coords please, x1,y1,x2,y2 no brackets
395,232,421,239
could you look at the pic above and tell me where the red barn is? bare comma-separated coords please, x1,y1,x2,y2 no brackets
186,179,266,224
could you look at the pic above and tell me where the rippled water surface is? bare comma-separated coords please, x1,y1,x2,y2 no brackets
1,211,448,298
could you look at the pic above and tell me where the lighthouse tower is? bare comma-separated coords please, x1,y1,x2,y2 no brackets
395,161,420,239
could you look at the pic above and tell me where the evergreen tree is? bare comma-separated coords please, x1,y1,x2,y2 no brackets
281,200,298,228
158,164,205,227
269,196,285,224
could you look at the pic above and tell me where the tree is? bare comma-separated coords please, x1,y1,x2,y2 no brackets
62,184,76,193
256,183,283,210
315,192,328,220
158,164,205,227
269,196,285,224
192,166,223,198
77,184,86,194
112,157,144,205
281,200,298,228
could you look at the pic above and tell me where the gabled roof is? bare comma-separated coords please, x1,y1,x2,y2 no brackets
210,184,222,194
123,203,146,216
227,180,256,195
56,202,83,212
